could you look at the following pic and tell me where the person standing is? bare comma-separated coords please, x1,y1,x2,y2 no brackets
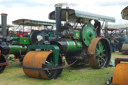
94,20,101,37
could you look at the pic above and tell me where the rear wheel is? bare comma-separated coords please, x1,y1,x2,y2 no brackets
88,38,111,68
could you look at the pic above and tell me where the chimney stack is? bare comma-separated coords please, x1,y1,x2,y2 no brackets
1,13,7,41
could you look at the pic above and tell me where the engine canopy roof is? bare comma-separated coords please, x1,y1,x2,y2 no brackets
12,19,56,26
49,8,115,23
121,6,128,20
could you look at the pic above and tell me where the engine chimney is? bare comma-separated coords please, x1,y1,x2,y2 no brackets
55,4,61,39
1,13,7,41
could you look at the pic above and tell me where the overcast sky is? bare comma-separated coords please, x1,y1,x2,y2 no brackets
0,0,128,25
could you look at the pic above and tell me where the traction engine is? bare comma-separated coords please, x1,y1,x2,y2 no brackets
23,5,111,79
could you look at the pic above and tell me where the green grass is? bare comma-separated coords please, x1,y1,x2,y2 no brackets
111,52,128,60
0,52,127,85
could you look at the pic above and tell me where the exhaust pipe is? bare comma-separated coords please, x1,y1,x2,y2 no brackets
1,13,7,41
55,4,61,39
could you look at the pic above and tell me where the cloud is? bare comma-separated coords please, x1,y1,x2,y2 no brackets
0,0,128,25
0,0,80,8
95,0,128,6
0,6,55,25
0,0,94,8
0,0,53,7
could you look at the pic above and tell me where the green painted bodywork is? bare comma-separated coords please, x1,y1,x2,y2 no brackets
13,35,31,45
82,23,96,46
49,9,115,23
76,41,82,48
9,45,27,54
28,45,59,65
73,30,81,39
66,41,82,52
13,35,18,43
19,37,30,45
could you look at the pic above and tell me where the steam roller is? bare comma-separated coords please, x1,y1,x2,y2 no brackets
107,58,128,85
22,4,115,79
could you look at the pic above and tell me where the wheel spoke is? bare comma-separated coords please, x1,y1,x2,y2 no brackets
102,58,105,62
96,48,100,56
100,58,105,65
102,54,106,57
97,57,101,66
95,41,107,67
98,42,104,52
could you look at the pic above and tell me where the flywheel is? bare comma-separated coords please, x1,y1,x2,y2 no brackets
30,30,41,44
81,23,96,46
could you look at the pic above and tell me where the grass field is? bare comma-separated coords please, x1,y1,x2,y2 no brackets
0,52,127,85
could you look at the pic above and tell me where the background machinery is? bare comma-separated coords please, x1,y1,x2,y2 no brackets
0,13,28,73
0,16,56,73
121,6,128,54
11,19,56,45
106,27,126,53
106,28,120,53
23,4,115,79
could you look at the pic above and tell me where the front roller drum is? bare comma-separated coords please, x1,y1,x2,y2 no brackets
112,58,128,85
112,64,128,85
88,38,111,69
23,51,63,79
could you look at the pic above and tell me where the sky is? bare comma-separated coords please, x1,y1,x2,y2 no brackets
0,0,128,25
